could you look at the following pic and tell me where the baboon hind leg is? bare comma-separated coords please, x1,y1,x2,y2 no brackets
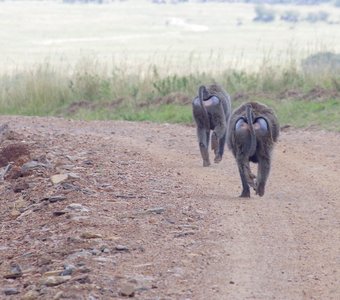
211,131,218,152
211,132,221,163
256,155,271,197
254,117,271,196
212,120,227,163
213,132,226,163
244,162,256,190
197,127,211,167
236,157,252,198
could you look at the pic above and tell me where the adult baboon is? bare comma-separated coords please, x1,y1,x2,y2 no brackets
192,84,231,167
227,102,279,197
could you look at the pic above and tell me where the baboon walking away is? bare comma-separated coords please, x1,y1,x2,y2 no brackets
192,84,231,167
227,102,279,197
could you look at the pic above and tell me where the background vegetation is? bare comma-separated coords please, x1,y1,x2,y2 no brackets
1,52,339,131
0,0,339,131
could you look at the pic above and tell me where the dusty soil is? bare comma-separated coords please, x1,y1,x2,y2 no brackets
0,116,339,300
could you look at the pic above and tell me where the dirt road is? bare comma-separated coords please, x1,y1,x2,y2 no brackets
0,116,339,300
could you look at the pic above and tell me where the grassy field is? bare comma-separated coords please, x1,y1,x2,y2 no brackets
0,1,339,131
1,0,340,70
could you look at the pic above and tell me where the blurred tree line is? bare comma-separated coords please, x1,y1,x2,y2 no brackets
61,0,339,4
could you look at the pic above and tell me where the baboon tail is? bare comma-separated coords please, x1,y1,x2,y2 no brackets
199,85,210,130
246,104,257,157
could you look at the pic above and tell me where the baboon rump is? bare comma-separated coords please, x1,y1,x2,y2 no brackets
228,101,279,159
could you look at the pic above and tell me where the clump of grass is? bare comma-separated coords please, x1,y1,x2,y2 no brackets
0,55,339,131
72,104,192,124
266,98,340,131
0,64,72,115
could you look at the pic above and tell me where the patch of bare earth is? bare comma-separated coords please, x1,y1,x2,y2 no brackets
0,116,339,300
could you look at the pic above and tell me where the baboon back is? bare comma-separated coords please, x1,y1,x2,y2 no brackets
227,101,279,157
192,84,231,129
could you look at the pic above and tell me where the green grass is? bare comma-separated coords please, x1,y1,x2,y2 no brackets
0,58,339,131
267,98,340,131
72,104,193,124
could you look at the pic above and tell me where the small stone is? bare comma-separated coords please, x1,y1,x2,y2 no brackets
80,232,102,239
22,290,39,300
32,205,42,212
146,207,165,214
21,161,49,172
115,245,129,252
128,274,155,292
106,236,121,241
90,249,100,256
38,256,52,266
174,231,195,238
66,250,92,260
53,211,67,216
45,195,67,203
153,189,166,194
3,287,20,295
9,209,21,218
50,174,68,185
211,285,220,292
40,276,71,287
13,197,26,210
43,270,63,277
178,224,199,230
78,266,91,273
4,262,22,279
61,264,75,276
61,182,79,191
69,215,89,222
10,264,22,277
100,246,110,254
5,165,22,179
71,274,91,284
119,283,135,297
0,165,10,180
13,181,29,193
53,291,64,300
66,203,89,212
83,160,93,166
93,257,111,263
169,266,184,277
67,172,80,179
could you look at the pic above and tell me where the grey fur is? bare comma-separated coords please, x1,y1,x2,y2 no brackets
192,84,232,167
227,102,279,197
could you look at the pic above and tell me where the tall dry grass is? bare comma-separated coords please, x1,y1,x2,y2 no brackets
0,54,339,130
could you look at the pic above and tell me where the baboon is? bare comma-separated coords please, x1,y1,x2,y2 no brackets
192,84,231,167
227,102,279,197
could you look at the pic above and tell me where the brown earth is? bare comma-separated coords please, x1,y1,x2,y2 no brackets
0,116,339,300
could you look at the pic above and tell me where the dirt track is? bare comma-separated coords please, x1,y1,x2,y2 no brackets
0,116,339,300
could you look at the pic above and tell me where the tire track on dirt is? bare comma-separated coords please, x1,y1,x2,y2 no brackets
115,123,340,300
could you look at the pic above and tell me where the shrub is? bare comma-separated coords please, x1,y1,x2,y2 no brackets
302,52,340,74
305,11,329,23
280,10,300,23
253,5,276,23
